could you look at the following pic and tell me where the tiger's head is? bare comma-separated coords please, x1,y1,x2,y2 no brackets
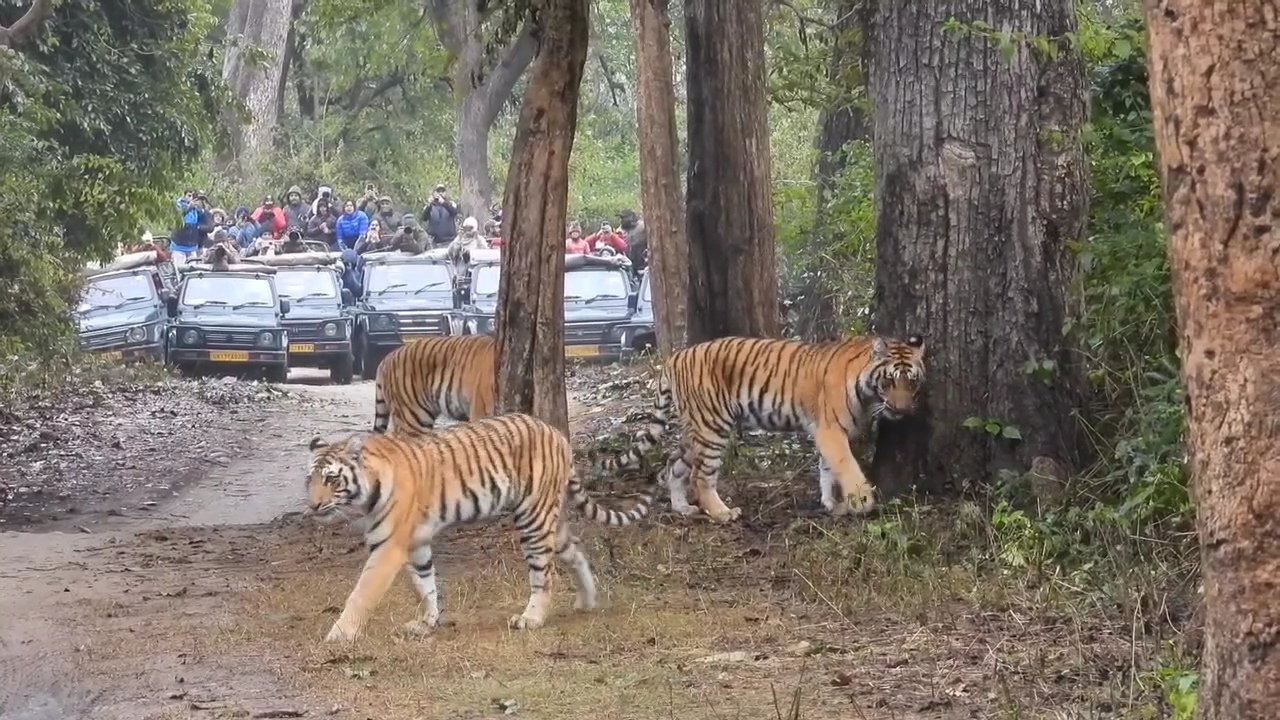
860,334,926,421
306,435,375,519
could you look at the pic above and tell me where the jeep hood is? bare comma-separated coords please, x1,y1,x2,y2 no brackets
77,307,162,333
363,295,454,312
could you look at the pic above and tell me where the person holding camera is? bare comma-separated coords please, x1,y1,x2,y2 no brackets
251,195,288,240
283,185,311,228
305,197,339,248
171,189,213,267
420,183,459,248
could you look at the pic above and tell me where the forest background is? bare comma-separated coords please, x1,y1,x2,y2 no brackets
0,0,1200,713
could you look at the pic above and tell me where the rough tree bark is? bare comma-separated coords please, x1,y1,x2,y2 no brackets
218,0,295,178
494,0,589,436
683,0,779,342
866,0,1091,498
630,0,688,354
0,0,52,49
794,0,870,342
429,0,537,219
1144,2,1280,717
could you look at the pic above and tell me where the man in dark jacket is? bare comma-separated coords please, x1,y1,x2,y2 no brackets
619,209,648,275
370,196,399,240
283,185,311,228
420,183,459,248
171,190,214,267
305,197,339,249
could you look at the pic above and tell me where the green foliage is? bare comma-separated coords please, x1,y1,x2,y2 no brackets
0,0,221,353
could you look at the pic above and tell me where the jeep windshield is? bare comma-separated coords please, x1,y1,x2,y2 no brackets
367,262,451,295
472,264,501,297
276,268,338,301
564,268,630,304
78,274,156,313
181,276,275,309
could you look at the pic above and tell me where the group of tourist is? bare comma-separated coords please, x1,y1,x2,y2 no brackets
165,182,650,275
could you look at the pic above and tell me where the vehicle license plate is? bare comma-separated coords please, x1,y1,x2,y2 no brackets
290,343,315,353
101,350,123,361
210,350,249,362
565,345,597,358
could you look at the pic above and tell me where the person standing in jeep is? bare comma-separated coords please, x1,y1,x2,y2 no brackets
421,183,459,249
619,209,648,275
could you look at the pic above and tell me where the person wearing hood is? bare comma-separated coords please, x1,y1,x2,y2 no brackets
251,195,289,239
305,197,339,248
391,213,430,254
446,216,489,274
283,185,311,228
310,185,336,215
370,196,399,242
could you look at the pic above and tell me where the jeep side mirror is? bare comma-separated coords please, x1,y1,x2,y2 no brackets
165,295,179,316
279,299,292,315
341,288,355,306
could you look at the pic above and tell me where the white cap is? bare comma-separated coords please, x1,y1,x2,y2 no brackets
462,216,478,230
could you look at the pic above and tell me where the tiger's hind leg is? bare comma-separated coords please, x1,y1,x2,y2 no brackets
400,543,450,637
508,505,559,630
663,445,698,516
553,522,598,612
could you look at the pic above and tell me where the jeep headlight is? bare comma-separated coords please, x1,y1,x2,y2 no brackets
257,331,275,347
127,326,148,343
372,314,395,331
182,329,200,345
478,317,493,334
322,322,339,338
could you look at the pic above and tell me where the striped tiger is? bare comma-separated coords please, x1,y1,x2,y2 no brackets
372,334,495,434
591,334,926,522
307,413,653,643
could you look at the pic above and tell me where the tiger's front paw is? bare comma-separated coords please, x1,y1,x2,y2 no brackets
324,622,359,643
828,487,875,517
508,613,545,630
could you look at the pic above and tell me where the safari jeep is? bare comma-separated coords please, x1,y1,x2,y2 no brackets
352,249,456,378
457,248,501,337
243,252,355,384
562,253,635,362
76,251,175,363
166,263,291,382
616,268,656,360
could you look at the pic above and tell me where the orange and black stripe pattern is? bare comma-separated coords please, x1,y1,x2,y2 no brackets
372,334,497,434
306,413,655,642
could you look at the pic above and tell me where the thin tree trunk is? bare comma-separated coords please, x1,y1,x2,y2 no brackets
1144,2,1280,717
218,0,294,178
794,0,870,342
866,0,1091,498
631,0,688,355
494,0,589,436
683,0,779,342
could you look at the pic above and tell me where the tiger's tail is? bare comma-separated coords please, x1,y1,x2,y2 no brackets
566,467,654,527
588,369,675,474
372,364,390,433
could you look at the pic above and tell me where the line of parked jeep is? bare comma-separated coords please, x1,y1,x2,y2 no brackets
74,246,657,383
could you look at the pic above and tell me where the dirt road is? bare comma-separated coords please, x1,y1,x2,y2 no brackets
0,369,1134,720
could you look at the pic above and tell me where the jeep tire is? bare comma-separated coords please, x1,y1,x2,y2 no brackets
330,352,355,385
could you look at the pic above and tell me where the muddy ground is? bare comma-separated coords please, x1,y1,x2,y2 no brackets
0,364,1163,720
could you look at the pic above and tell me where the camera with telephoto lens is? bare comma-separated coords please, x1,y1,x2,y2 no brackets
287,228,303,242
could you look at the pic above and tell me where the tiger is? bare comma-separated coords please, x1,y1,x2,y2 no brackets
590,333,926,523
306,413,653,643
372,334,496,434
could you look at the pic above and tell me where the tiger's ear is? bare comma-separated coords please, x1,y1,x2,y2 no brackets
871,336,888,360
308,436,328,451
345,435,365,457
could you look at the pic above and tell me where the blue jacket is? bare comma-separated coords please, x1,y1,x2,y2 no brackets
171,197,212,252
230,222,261,249
334,211,368,250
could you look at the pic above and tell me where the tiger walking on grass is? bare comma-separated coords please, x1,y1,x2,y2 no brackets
591,334,927,522
306,413,654,643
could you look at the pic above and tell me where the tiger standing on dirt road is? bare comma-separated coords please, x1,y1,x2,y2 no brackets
590,334,927,522
306,414,656,642
371,334,497,434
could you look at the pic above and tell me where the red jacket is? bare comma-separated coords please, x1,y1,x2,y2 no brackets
251,205,288,238
586,231,627,254
565,236,590,254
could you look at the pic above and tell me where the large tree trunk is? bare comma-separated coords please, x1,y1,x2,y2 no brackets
1144,2,1280,717
793,0,870,342
430,0,537,220
217,0,294,177
493,0,589,436
630,0,688,355
683,0,779,342
866,0,1091,498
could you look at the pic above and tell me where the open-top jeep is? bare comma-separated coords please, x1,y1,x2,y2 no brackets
76,251,175,363
352,248,456,378
562,253,635,361
243,251,355,384
166,262,291,382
